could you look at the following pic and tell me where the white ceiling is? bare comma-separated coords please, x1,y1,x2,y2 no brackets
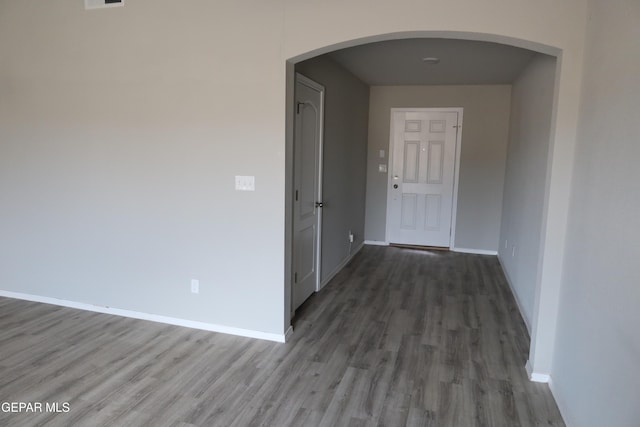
328,38,538,85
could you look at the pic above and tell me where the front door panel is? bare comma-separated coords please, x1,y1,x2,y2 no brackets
388,110,459,247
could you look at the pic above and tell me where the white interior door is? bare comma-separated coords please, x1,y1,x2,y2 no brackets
387,109,462,247
292,74,324,311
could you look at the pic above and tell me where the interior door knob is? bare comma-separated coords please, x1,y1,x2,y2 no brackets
315,201,324,208
393,184,398,189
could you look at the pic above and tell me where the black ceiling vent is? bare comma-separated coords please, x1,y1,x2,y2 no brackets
85,0,124,9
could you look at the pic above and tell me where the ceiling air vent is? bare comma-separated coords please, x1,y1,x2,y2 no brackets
85,0,124,10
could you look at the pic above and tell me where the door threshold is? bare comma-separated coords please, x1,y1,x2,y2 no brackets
389,243,450,252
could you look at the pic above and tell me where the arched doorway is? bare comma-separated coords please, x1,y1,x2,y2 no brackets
284,31,564,382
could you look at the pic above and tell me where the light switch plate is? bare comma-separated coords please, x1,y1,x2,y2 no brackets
235,175,255,191
378,164,387,173
379,150,385,158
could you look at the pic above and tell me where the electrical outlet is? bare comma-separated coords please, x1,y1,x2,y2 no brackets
504,239,508,249
512,246,517,257
348,231,354,243
235,175,255,191
191,279,199,294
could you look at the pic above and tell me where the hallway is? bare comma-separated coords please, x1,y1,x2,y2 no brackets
289,245,563,426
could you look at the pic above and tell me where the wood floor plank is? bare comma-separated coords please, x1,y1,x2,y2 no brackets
0,246,564,426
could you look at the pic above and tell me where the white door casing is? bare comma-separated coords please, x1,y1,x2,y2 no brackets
292,74,324,311
386,108,463,248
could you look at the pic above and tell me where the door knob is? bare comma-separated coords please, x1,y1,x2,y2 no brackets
315,202,324,208
393,184,398,189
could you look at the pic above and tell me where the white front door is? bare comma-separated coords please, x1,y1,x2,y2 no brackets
387,109,462,247
292,74,324,311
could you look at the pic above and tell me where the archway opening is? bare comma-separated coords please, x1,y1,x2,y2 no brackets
284,32,560,377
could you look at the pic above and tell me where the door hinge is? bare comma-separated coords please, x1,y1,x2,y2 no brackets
453,125,461,129
295,190,298,201
296,102,304,114
294,272,298,283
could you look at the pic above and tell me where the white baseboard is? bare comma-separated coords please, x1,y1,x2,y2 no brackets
525,359,550,383
529,372,551,383
497,255,532,334
320,242,364,288
0,290,288,343
451,247,498,255
364,240,389,246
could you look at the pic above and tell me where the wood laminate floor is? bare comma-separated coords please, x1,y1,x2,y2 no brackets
0,246,564,426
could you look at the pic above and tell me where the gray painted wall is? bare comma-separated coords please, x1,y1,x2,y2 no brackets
551,1,640,425
365,85,512,251
0,1,289,335
498,54,557,330
295,57,369,284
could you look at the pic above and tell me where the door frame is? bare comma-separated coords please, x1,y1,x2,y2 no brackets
384,107,464,249
292,73,325,314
